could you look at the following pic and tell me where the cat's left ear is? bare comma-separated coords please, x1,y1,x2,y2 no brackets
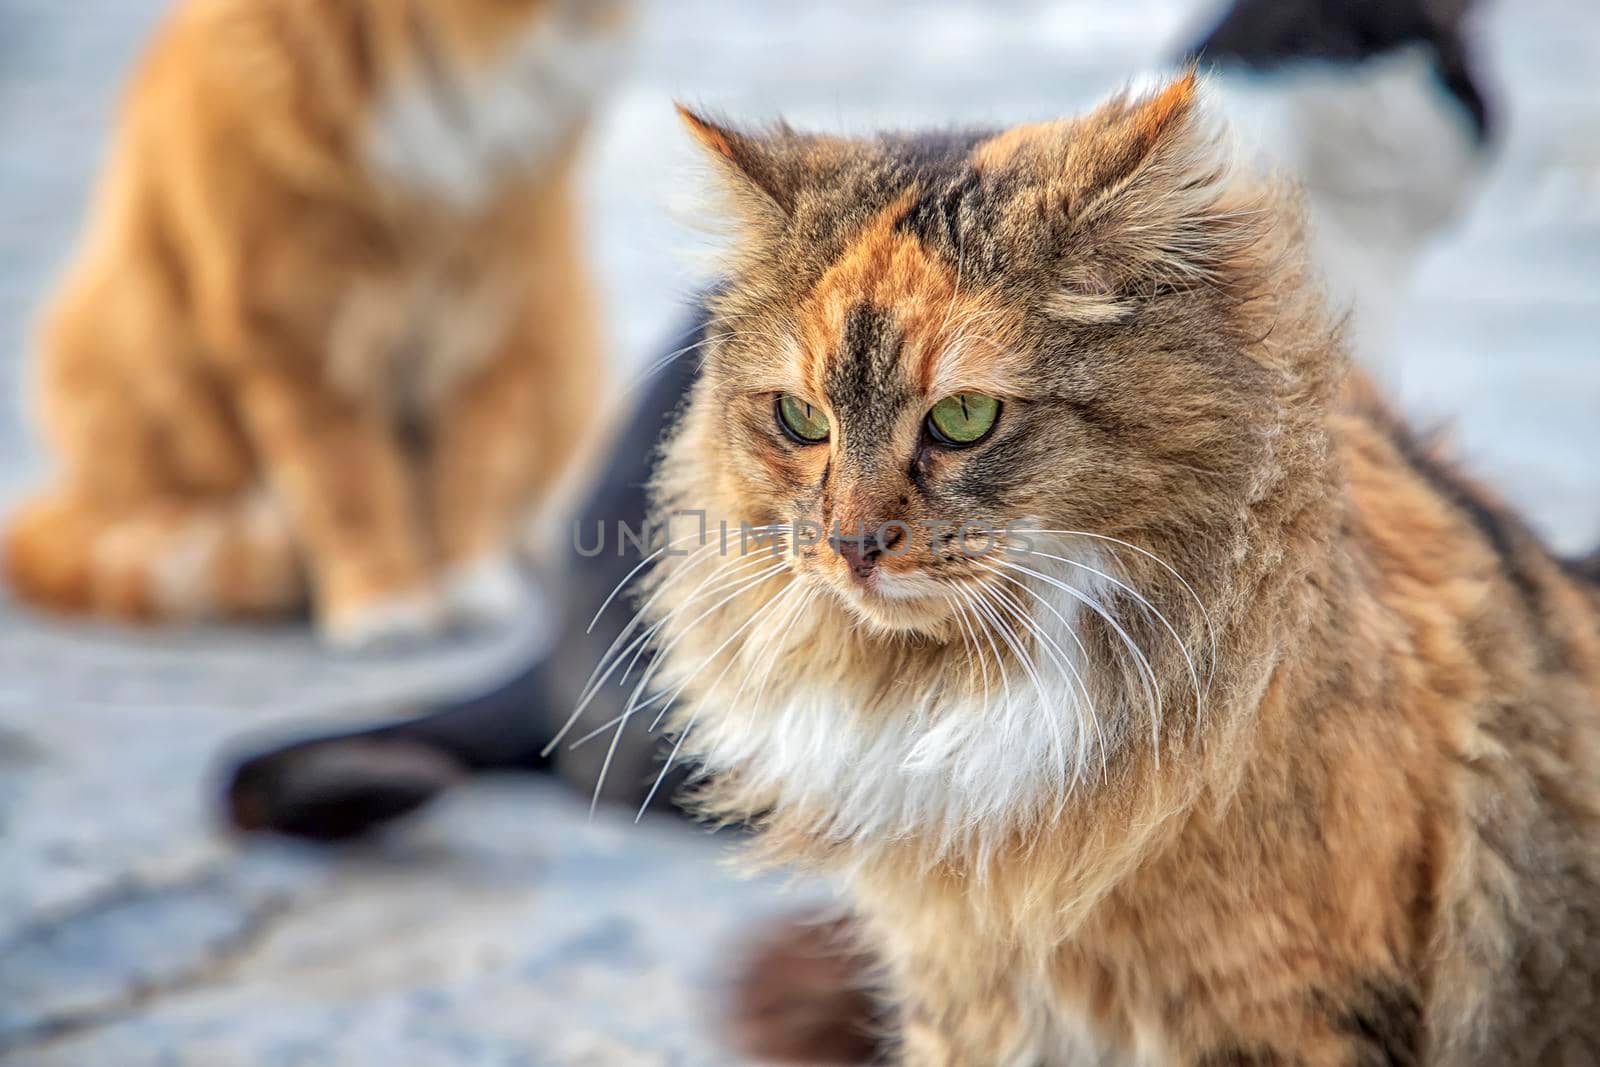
994,73,1267,317
677,105,839,223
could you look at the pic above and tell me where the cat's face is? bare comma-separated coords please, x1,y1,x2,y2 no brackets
676,78,1295,635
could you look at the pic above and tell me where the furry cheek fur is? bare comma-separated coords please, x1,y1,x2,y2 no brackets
3,0,622,647
632,77,1600,1064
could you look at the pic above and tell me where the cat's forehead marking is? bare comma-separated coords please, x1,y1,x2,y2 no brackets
824,303,907,451
797,194,957,401
788,192,1033,406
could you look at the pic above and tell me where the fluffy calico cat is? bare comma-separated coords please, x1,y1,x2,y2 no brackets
615,76,1600,1063
3,0,623,646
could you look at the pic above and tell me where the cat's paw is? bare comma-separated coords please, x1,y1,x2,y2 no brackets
441,552,533,629
321,589,447,652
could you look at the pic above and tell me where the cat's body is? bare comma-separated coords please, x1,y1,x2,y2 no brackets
4,0,623,645
631,79,1600,1064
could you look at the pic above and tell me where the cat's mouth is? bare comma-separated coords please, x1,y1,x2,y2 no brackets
866,569,949,602
822,564,959,633
789,530,994,633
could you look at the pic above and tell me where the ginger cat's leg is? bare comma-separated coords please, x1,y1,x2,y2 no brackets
7,262,303,623
429,258,604,625
428,339,546,625
236,367,435,648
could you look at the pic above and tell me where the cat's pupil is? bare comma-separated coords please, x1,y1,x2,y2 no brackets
927,393,1000,446
777,394,830,444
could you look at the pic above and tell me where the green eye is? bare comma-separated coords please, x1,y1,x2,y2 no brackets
927,393,1001,446
776,394,830,444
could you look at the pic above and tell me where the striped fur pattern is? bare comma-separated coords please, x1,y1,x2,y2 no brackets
640,78,1600,1063
4,0,622,646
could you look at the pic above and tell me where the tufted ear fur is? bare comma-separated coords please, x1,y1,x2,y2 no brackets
977,73,1272,322
676,104,848,222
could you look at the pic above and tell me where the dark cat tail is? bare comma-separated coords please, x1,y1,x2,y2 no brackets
1572,546,1600,585
222,661,557,841
726,911,890,1066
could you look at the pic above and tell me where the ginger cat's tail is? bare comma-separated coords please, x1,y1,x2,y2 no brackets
3,491,303,623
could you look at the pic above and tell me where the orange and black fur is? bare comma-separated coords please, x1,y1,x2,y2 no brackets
4,0,623,646
614,76,1600,1064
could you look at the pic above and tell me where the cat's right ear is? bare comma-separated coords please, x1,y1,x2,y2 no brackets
676,105,818,222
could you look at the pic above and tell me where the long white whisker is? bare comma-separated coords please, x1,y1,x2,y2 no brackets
548,534,786,757
596,533,787,698
1016,529,1217,688
560,557,751,752
940,585,991,715
635,582,815,821
741,584,822,727
590,561,788,815
970,579,1071,791
614,546,787,692
952,582,1012,716
646,576,797,733
546,542,723,756
1001,582,1098,794
586,529,719,634
974,565,1106,785
1006,547,1205,720
565,574,803,751
608,555,789,732
721,583,814,715
622,331,729,389
623,329,795,392
968,579,1060,779
992,558,1164,763
567,699,661,750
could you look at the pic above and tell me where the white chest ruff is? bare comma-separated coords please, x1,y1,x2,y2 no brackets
365,18,622,210
690,573,1118,854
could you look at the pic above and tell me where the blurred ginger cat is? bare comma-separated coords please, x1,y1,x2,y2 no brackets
4,0,623,646
605,78,1600,1063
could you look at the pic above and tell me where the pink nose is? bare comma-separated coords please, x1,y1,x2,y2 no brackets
832,536,879,580
829,527,905,582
